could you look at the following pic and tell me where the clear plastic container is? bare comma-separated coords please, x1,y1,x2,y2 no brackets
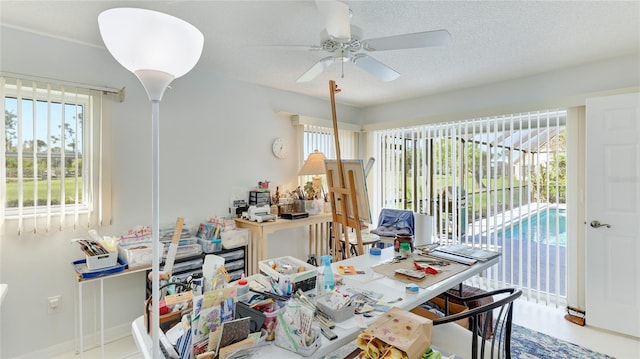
400,242,411,258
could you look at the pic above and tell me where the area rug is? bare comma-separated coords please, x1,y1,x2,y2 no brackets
322,322,616,359
511,323,615,359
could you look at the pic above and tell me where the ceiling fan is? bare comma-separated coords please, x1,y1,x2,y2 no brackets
283,0,452,83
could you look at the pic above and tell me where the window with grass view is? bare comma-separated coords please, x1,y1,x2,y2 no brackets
2,76,112,233
4,94,84,209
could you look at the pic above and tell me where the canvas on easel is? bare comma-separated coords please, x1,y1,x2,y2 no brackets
324,159,372,224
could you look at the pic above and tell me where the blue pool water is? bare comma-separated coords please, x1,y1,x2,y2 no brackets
498,208,567,246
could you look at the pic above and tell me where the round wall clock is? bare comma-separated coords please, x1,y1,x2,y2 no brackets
272,137,290,159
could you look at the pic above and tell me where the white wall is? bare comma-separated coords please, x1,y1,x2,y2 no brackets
361,53,640,129
0,26,361,358
1,25,639,358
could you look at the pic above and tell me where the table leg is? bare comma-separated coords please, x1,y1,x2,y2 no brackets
260,233,267,271
100,279,104,358
79,281,83,358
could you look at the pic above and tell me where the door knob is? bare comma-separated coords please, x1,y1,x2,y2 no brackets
590,220,611,229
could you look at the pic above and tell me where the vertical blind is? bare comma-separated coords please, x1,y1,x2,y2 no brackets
302,124,357,160
1,75,114,235
374,110,567,306
300,124,358,186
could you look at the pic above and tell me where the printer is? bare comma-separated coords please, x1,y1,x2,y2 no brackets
242,205,277,223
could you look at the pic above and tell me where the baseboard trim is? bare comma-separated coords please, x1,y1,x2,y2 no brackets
15,323,131,358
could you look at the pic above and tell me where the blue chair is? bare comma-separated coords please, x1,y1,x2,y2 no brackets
370,208,415,238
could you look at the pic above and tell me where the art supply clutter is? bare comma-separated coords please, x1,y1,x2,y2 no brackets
274,297,321,356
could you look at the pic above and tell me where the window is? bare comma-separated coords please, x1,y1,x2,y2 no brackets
374,110,567,305
1,76,114,234
300,123,359,190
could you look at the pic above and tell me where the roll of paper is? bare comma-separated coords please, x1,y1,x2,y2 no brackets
414,213,434,246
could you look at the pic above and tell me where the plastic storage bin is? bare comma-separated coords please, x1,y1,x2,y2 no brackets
118,242,160,268
315,293,355,322
85,252,118,270
274,318,321,356
259,256,317,292
199,238,222,253
221,228,249,249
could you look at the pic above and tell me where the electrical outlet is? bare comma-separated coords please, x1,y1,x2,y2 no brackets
48,295,62,313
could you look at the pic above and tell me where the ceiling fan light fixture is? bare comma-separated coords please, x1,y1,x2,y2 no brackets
336,49,351,62
290,1,450,83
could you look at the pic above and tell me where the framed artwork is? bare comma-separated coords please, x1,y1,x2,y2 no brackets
324,159,372,223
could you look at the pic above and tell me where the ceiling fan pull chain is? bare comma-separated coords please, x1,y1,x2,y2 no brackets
341,60,345,78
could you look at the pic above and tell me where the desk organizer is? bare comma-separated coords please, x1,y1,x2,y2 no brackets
73,257,126,279
259,256,317,292
274,317,321,356
315,293,355,322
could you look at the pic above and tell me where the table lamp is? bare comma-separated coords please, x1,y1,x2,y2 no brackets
298,150,327,199
98,8,203,358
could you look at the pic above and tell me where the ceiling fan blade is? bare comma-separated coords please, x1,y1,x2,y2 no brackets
315,0,351,42
362,29,452,51
351,54,400,82
251,44,323,52
296,56,334,83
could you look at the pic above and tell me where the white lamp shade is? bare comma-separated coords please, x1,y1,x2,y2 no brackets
98,8,204,79
298,150,327,176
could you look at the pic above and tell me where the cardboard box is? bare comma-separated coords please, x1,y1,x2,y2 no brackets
410,297,469,329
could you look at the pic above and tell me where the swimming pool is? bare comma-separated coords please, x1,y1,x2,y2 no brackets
497,207,567,246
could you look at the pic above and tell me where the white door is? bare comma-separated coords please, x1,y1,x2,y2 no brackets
585,92,640,337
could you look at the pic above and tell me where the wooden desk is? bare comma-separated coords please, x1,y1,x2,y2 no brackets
234,213,332,275
131,247,499,359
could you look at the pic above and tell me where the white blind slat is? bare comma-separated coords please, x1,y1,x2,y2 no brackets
375,109,567,306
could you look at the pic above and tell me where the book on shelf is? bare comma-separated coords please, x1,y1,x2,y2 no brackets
432,244,501,263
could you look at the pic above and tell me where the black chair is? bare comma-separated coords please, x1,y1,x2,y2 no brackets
431,287,522,359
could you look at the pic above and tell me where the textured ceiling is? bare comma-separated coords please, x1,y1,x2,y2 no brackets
1,1,639,108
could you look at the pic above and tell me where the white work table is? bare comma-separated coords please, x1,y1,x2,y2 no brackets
132,247,499,359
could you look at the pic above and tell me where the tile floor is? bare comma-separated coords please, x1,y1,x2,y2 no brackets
55,299,639,359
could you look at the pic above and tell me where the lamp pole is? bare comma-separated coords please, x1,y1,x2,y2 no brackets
98,8,203,358
136,69,174,359
151,98,161,357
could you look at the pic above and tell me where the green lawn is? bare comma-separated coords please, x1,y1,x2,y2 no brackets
5,178,83,207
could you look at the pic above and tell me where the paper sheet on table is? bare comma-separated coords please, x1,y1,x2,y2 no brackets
371,255,468,289
339,267,384,283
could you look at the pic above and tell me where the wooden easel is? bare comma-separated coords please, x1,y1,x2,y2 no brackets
326,80,365,259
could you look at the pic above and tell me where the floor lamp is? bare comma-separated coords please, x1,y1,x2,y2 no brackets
98,8,203,358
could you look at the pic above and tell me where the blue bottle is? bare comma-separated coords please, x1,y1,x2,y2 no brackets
320,255,334,290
